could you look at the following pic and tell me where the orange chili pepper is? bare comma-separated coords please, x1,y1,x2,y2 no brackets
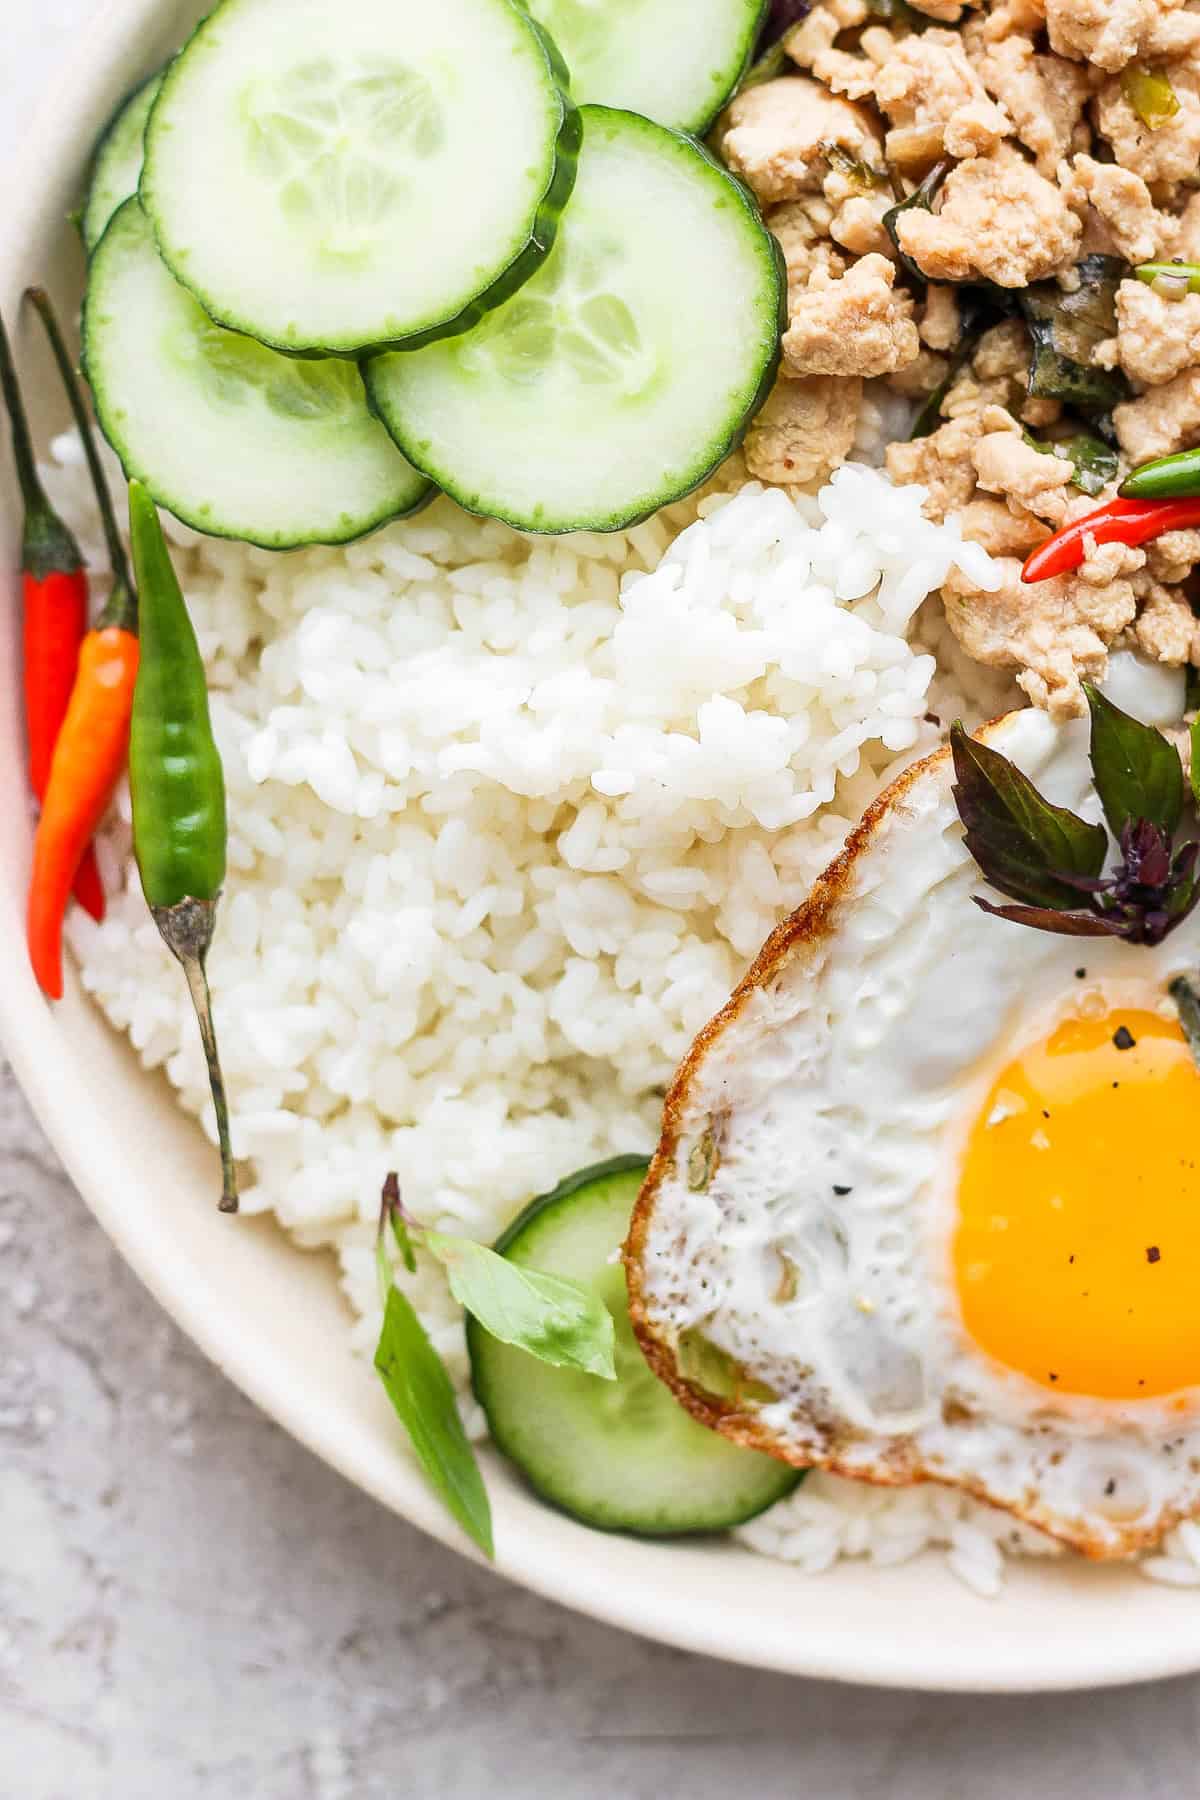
27,624,139,999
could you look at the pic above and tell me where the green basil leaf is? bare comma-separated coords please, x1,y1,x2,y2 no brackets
731,36,789,98
884,161,950,284
1057,433,1119,496
1085,683,1183,840
1191,713,1200,813
374,1283,494,1559
1020,256,1129,414
910,290,1013,439
951,722,1108,908
423,1232,617,1381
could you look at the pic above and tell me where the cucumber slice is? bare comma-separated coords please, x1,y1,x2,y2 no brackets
140,0,579,356
82,72,164,253
84,201,431,549
469,1156,801,1536
366,106,784,533
525,0,767,133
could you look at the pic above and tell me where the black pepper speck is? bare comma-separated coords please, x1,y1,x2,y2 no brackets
1147,1245,1162,1264
1114,1025,1136,1051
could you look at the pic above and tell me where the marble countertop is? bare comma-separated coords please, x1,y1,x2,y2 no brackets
5,9,1200,1795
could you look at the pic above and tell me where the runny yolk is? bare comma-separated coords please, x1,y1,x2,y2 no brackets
954,1008,1200,1401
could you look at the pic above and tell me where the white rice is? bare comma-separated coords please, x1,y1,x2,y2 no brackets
42,431,1200,1595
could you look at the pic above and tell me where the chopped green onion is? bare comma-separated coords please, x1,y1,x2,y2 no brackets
1120,65,1180,131
821,141,887,194
1136,261,1200,295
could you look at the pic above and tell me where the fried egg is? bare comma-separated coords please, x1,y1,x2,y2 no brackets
626,657,1200,1557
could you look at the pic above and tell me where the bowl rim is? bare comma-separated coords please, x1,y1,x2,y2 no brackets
6,0,1200,1696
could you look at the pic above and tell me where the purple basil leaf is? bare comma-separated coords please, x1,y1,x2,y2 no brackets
972,898,1126,936
759,0,810,47
951,723,1108,909
1084,683,1183,841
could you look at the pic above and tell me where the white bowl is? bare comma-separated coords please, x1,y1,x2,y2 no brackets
4,0,1200,1693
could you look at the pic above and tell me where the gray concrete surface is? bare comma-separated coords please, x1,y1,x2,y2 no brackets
5,7,1200,1796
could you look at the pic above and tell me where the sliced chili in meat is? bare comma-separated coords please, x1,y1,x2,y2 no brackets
1021,497,1200,584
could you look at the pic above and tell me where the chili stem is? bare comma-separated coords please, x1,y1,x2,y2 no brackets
153,896,239,1214
25,288,136,632
0,307,81,580
0,307,52,517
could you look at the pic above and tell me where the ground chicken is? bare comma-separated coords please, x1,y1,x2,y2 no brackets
782,253,920,378
1146,528,1200,583
1133,579,1200,663
1065,156,1173,263
828,192,895,257
981,0,1049,37
909,0,966,19
886,415,986,517
973,35,1092,174
919,285,961,353
765,197,847,302
872,29,1010,166
719,77,884,205
1174,192,1200,260
1112,279,1200,385
1093,71,1200,187
743,373,862,486
894,145,1082,286
1045,0,1198,72
1115,368,1200,462
971,408,1077,523
957,496,1053,555
942,557,1139,717
886,346,953,398
783,0,868,67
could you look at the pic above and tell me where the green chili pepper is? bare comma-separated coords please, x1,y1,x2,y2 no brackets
1120,65,1180,131
1119,446,1200,500
1135,261,1200,295
127,481,237,1214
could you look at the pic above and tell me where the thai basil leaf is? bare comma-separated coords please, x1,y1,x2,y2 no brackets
1021,427,1118,495
884,161,950,284
950,722,1108,909
973,898,1123,936
734,36,790,95
1121,65,1180,131
1084,683,1183,840
910,290,1013,439
759,0,813,46
1057,433,1119,496
1188,668,1200,717
423,1231,617,1380
1020,256,1129,414
374,1283,494,1559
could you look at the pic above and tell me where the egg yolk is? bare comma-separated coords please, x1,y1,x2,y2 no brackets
955,1007,1200,1401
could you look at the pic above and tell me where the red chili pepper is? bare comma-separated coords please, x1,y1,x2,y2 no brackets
0,307,105,918
1021,497,1200,584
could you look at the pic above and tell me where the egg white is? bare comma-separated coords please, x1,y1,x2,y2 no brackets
631,658,1200,1555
